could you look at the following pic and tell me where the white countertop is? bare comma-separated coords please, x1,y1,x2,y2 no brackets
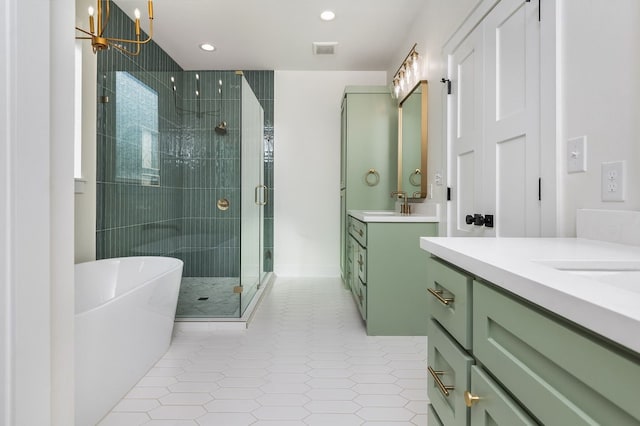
420,237,640,354
349,209,439,223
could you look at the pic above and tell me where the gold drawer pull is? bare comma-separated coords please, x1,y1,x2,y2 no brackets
358,229,364,237
464,390,480,407
428,287,454,305
427,366,454,397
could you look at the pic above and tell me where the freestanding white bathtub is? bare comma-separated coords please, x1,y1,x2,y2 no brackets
75,256,183,426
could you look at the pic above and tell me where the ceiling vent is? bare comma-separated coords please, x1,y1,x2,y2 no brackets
312,42,338,55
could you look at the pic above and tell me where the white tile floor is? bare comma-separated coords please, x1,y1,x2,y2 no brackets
99,277,429,426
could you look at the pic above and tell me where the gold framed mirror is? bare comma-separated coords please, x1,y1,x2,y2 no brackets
398,80,428,198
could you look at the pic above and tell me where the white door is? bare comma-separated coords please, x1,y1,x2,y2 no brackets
447,0,540,237
484,0,540,237
447,23,485,237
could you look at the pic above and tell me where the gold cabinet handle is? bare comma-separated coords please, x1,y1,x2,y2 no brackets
427,287,454,306
427,366,454,397
358,229,364,237
464,390,480,407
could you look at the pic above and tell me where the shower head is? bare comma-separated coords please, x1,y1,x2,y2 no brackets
215,121,227,135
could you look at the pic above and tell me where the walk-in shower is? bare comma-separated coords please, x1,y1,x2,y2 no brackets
94,3,274,319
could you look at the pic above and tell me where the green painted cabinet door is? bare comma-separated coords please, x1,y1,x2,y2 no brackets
426,257,473,349
474,281,640,425
428,319,473,426
366,222,437,335
468,366,536,425
340,87,397,282
343,89,397,212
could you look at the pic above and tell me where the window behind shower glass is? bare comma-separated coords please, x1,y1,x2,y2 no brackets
115,72,159,186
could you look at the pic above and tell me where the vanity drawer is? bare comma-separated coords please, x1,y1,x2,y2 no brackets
355,278,367,320
474,282,640,425
426,257,473,349
427,319,473,426
349,216,367,246
427,404,444,426
357,246,367,283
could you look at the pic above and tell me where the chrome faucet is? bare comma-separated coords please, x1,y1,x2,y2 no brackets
390,191,411,215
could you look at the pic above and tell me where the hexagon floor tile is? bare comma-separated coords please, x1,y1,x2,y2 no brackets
98,277,428,425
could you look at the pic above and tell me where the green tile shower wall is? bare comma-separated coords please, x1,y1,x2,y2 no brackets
96,3,274,276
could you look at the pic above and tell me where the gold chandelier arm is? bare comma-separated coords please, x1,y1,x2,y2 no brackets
75,27,95,37
106,20,153,45
100,0,111,37
110,41,141,57
75,36,93,40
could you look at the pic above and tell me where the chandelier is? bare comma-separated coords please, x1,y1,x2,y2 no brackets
76,0,154,55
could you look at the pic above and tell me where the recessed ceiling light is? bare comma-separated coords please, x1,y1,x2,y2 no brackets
200,43,216,52
320,10,335,21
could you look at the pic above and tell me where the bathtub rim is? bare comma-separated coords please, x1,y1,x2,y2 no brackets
74,256,184,317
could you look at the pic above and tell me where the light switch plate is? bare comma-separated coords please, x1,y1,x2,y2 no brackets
567,136,587,173
601,161,625,202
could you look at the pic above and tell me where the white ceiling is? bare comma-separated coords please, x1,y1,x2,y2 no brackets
113,0,426,71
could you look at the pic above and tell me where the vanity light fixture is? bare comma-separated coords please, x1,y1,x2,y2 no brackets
200,43,216,52
76,0,154,55
392,43,421,100
320,10,336,21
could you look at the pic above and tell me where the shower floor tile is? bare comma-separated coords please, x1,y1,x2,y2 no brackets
176,277,240,318
99,277,428,426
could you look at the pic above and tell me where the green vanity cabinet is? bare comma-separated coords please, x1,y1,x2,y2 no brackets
340,86,397,283
426,255,640,425
473,282,640,425
349,216,436,335
467,366,535,426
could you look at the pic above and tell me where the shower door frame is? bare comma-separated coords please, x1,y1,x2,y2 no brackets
239,76,265,316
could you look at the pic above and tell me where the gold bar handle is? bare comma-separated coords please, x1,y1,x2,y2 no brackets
427,366,454,397
428,287,454,306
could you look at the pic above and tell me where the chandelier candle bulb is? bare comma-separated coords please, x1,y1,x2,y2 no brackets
134,9,141,36
148,0,154,20
88,7,95,34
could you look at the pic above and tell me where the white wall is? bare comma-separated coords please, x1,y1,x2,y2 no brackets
556,0,640,235
1,0,75,424
273,71,387,276
74,0,98,263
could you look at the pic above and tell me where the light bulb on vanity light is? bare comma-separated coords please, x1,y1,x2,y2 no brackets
393,78,400,98
411,51,420,76
399,70,407,93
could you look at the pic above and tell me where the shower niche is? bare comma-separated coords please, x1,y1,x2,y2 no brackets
96,67,274,319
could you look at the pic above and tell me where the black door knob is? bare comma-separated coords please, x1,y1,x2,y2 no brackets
473,214,485,226
465,215,474,225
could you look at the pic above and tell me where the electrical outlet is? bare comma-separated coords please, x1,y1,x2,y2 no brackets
601,161,625,202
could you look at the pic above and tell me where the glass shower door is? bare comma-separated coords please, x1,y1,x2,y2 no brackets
240,76,265,315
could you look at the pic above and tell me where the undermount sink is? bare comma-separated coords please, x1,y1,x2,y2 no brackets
534,259,640,294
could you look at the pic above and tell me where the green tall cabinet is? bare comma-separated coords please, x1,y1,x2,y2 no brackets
340,86,397,282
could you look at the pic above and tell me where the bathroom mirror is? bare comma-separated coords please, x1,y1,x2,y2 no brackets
398,80,428,198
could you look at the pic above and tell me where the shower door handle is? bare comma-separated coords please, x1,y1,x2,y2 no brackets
255,185,268,206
